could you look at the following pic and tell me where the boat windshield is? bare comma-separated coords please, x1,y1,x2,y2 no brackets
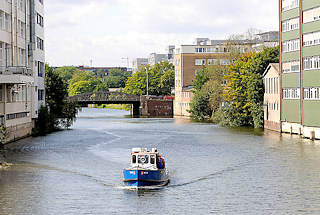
132,155,137,163
150,155,155,164
138,155,149,164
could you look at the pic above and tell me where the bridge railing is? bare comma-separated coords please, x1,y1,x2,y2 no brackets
68,92,140,103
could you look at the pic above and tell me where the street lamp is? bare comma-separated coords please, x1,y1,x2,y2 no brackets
146,68,149,96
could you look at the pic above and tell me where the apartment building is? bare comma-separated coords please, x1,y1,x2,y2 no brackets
280,0,320,139
174,38,253,116
0,0,45,143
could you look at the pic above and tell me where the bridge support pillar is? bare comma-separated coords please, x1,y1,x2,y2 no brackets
131,102,140,117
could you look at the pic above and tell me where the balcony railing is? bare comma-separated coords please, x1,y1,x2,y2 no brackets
0,66,33,76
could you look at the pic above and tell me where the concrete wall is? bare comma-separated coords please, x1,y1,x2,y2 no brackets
5,121,33,143
282,121,320,140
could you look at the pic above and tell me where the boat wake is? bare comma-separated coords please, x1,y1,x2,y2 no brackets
115,185,166,191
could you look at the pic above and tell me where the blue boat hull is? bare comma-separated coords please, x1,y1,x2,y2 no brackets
123,169,169,187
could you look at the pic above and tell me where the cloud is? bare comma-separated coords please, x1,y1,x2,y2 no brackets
45,0,279,67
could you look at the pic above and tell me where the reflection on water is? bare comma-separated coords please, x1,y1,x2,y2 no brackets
1,108,320,214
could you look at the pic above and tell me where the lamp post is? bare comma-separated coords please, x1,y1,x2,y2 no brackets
146,68,149,96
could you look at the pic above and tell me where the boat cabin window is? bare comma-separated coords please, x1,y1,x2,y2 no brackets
150,155,155,164
138,155,149,164
132,155,136,163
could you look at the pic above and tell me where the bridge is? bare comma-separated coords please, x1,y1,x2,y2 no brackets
68,92,141,116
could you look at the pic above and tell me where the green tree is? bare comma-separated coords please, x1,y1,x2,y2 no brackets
221,46,279,128
68,70,108,96
33,65,79,135
54,66,79,85
0,123,8,144
189,65,225,120
124,62,174,96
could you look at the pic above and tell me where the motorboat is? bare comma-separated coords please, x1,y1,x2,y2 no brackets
123,148,169,188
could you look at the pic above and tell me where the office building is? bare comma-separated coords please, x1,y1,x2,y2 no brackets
280,0,320,139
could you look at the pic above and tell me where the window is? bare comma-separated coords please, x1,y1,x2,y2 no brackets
150,155,155,164
37,61,45,77
19,48,25,66
282,61,300,73
132,155,136,164
5,13,10,32
38,89,44,100
0,42,4,67
208,59,218,65
282,39,300,52
6,112,28,120
19,0,24,12
303,7,320,23
0,11,3,30
282,18,299,32
37,37,44,50
0,85,2,102
283,88,300,99
282,0,299,11
303,56,320,70
195,59,206,66
20,21,25,38
303,31,320,47
304,88,320,100
220,59,230,65
37,13,44,27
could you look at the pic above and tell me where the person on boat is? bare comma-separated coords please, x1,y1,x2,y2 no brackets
157,155,165,169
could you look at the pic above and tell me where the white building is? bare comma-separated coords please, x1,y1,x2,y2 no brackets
0,0,45,143
148,53,168,66
132,58,148,73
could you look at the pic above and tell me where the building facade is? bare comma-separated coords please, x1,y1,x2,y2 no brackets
280,0,320,139
0,0,45,143
132,58,148,73
173,38,253,117
148,53,168,66
253,31,280,51
263,63,281,132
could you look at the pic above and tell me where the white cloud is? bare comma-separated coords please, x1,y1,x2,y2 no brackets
45,0,279,67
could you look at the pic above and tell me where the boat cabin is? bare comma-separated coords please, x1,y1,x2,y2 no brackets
130,148,165,169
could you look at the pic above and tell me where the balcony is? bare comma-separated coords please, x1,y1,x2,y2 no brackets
0,67,33,84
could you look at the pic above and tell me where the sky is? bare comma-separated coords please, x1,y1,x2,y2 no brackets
45,0,279,67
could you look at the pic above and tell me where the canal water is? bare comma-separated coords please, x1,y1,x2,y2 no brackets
1,108,320,214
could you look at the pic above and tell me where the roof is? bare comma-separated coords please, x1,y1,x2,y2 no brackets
263,63,280,77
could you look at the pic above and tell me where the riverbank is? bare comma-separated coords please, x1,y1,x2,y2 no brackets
94,104,131,111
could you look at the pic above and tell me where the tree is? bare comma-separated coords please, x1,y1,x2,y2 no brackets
189,65,225,120
68,70,108,96
0,123,8,144
221,46,279,128
124,62,174,96
33,65,79,135
54,66,79,86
